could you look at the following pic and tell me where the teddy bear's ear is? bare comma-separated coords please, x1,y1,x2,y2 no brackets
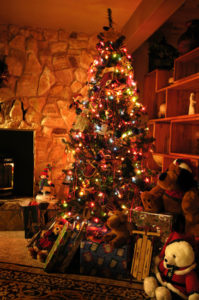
177,169,195,191
119,212,128,223
107,210,115,217
108,210,123,217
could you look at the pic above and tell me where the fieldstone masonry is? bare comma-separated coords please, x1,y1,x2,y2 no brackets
0,24,98,195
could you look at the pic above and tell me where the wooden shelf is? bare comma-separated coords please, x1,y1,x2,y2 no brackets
171,118,199,156
174,46,199,81
157,73,199,92
143,47,199,177
148,114,199,123
174,46,199,63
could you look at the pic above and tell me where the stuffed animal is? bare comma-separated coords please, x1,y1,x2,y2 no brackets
141,159,199,237
103,210,131,248
144,231,199,300
28,218,66,262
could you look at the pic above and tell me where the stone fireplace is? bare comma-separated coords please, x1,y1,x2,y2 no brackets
0,24,97,198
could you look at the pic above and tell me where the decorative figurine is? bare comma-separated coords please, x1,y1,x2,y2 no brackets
188,92,196,115
158,103,166,118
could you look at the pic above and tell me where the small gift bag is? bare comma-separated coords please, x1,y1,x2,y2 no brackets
58,221,87,273
44,221,87,273
44,222,72,272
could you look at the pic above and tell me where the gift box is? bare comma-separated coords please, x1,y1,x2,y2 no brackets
130,210,173,243
80,240,131,280
44,222,72,272
23,205,40,238
44,221,86,273
58,222,87,273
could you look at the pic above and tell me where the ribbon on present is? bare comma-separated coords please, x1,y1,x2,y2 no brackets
86,222,108,243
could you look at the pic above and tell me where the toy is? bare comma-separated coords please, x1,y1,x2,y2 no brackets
141,159,199,237
103,210,131,248
144,231,199,300
131,229,160,282
28,218,66,262
36,165,56,203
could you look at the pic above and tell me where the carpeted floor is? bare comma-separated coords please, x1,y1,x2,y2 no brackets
0,231,43,268
0,231,149,299
0,262,149,299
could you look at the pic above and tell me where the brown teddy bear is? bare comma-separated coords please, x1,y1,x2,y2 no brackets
141,159,199,237
103,210,131,248
28,218,66,262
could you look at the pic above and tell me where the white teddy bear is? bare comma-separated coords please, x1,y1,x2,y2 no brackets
144,232,199,300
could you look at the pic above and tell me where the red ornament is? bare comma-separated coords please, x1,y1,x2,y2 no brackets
100,72,113,88
83,163,96,178
134,206,143,212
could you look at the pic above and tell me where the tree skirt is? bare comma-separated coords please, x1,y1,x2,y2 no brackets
0,262,149,300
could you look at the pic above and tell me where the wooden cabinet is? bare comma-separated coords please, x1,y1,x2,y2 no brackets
144,47,199,177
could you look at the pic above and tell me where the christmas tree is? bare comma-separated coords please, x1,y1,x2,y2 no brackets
60,9,154,223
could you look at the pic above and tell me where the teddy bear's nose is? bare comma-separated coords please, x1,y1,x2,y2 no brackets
159,172,167,181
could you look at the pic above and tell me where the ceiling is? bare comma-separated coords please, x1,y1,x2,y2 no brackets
0,0,141,34
0,0,190,52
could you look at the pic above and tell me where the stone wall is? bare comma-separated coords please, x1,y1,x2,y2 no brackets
0,24,98,195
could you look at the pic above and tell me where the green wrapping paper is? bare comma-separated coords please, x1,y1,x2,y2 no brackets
44,222,72,272
44,221,87,273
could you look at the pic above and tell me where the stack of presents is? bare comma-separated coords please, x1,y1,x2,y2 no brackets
28,209,173,281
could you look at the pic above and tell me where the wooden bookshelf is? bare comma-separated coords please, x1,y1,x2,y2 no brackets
143,47,199,177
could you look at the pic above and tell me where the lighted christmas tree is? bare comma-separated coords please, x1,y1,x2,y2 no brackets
60,9,154,223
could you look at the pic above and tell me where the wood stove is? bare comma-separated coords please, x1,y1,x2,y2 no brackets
0,129,34,199
0,156,14,196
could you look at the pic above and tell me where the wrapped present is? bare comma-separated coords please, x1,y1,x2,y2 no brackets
23,205,40,239
80,240,131,280
44,221,87,273
130,210,173,243
44,222,72,272
58,222,87,273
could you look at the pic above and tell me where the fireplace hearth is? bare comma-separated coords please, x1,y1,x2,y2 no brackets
0,129,34,199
